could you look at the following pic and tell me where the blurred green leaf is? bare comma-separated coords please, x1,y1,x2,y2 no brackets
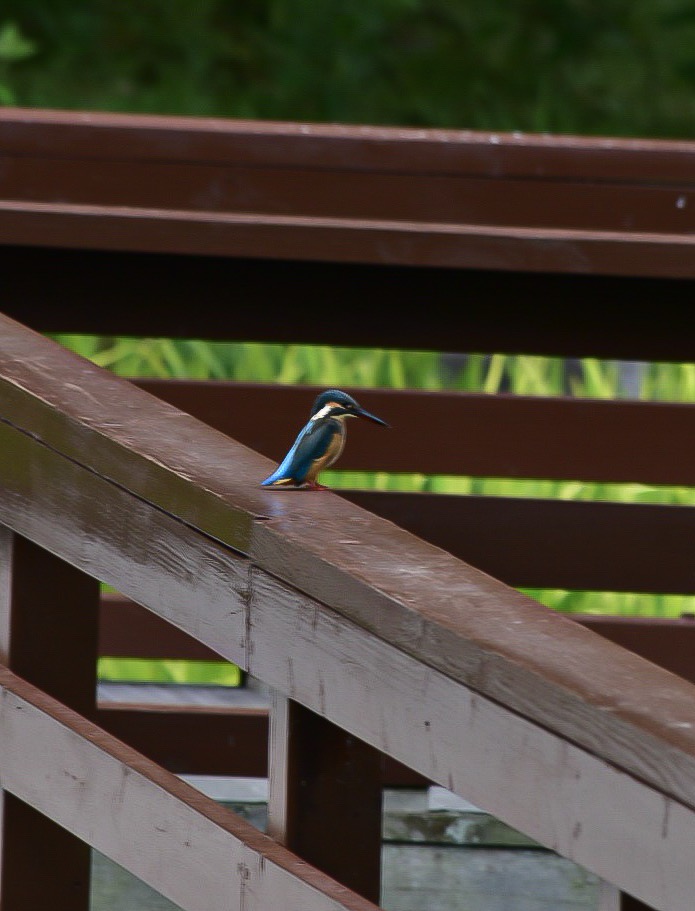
0,21,36,62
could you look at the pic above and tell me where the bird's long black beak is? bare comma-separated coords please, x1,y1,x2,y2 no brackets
355,407,389,428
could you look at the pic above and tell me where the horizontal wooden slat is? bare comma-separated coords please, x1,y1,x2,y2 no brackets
4,107,695,183
5,315,695,907
99,593,223,661
137,381,695,487
95,703,428,786
95,705,269,776
3,157,695,235
4,109,695,361
0,665,376,911
3,199,695,279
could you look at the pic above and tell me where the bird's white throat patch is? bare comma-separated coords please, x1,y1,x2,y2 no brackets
311,402,345,421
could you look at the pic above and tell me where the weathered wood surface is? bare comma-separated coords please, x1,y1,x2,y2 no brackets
268,694,383,902
98,597,695,689
0,531,100,911
2,316,695,908
0,664,377,911
94,612,695,783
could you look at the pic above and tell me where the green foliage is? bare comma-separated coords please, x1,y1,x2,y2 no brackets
5,0,695,137
97,657,241,686
0,20,36,104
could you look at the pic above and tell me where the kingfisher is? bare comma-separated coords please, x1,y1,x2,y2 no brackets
261,389,389,489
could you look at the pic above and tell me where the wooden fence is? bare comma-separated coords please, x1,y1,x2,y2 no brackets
1,108,695,911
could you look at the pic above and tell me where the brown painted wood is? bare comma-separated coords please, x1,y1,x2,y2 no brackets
99,593,225,661
4,156,695,235
3,315,695,824
98,699,424,785
0,664,379,911
251,572,695,911
98,596,695,685
137,381,695,487
96,706,269,776
268,695,382,903
3,109,695,359
0,108,687,177
4,317,695,903
577,616,695,686
0,530,100,911
3,198,695,279
4,107,695,184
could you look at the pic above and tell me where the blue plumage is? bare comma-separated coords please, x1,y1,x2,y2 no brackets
261,389,388,489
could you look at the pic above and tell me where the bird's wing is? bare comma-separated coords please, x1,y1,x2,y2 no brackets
263,420,337,485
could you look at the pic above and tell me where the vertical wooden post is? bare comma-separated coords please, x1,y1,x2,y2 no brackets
268,691,383,904
0,528,100,911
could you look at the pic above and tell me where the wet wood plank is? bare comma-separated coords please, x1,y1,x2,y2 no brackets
3,319,695,906
2,315,695,822
342,492,695,593
0,665,378,911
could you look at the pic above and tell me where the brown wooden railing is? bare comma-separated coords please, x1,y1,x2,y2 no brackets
2,108,695,911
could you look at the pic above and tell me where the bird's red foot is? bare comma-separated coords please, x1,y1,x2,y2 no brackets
304,481,329,490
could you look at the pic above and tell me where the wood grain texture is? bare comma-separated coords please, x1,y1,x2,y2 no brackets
248,574,695,911
4,319,695,907
0,531,100,911
2,316,695,822
0,665,378,911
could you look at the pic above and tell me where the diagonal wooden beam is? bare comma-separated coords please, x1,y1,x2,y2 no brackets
0,664,377,911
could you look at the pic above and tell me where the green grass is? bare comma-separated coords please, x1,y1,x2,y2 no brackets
50,334,695,683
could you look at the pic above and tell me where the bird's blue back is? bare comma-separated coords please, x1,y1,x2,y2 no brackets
261,418,338,486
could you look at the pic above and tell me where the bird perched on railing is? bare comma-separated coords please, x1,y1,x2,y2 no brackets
261,388,389,489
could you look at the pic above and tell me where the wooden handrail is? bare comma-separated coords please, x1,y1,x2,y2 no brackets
3,108,695,909
1,313,695,908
